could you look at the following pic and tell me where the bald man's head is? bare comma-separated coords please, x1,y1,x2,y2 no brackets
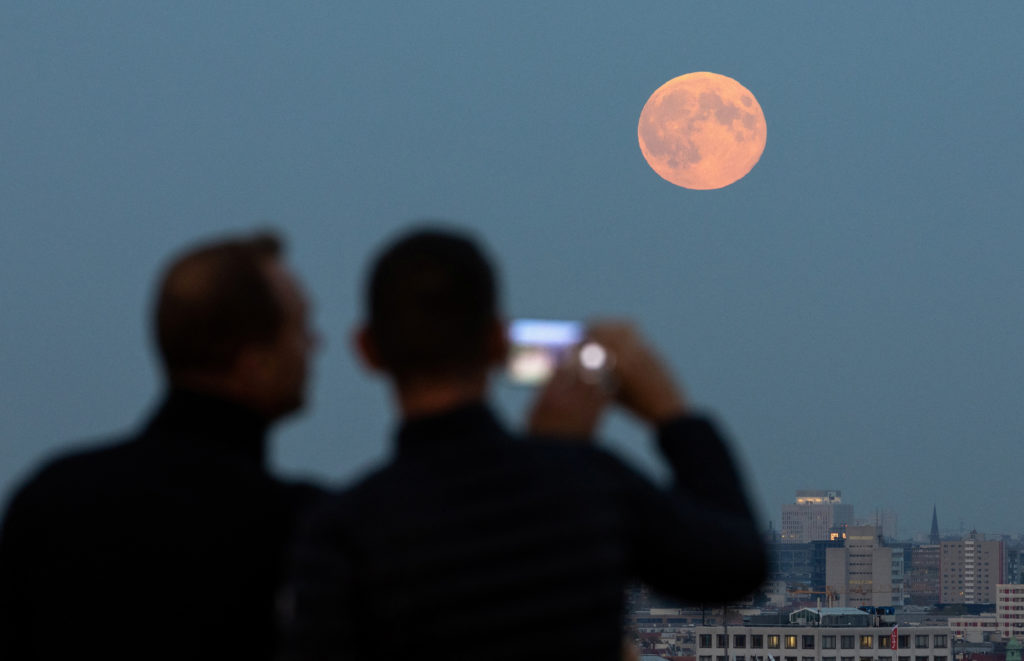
154,233,285,377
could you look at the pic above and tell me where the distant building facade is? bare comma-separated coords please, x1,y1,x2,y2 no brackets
768,539,847,607
940,532,1004,604
696,607,950,661
890,548,905,606
781,490,855,544
826,526,895,607
947,614,998,643
906,545,941,606
1006,547,1024,585
996,584,1024,639
770,543,814,588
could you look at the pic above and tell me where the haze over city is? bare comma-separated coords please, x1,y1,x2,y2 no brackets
2,3,1023,537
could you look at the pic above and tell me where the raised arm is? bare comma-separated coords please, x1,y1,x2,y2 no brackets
529,321,766,603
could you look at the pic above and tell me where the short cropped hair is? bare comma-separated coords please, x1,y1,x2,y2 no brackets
154,232,285,375
366,228,498,380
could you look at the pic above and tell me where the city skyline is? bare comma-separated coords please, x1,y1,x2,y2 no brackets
773,491,1019,543
3,4,1023,534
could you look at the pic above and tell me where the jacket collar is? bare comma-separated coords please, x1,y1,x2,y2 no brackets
396,400,509,455
143,388,270,466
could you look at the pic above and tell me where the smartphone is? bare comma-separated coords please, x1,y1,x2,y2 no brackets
506,319,583,385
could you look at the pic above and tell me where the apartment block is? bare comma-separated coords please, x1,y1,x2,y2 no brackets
939,532,1004,604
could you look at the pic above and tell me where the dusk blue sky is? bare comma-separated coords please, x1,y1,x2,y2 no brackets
3,3,1022,539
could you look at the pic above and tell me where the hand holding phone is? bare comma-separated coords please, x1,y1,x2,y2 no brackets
586,321,687,423
526,360,611,440
506,318,615,385
517,319,686,437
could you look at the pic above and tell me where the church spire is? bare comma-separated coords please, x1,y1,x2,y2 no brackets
930,504,940,544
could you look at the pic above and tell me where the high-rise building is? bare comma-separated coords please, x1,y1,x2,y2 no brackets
1006,546,1024,584
906,544,941,606
767,542,814,587
826,525,894,607
766,539,845,606
891,546,905,606
781,490,855,543
940,531,1004,604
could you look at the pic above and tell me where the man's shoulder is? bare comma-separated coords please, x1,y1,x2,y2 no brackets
512,433,637,477
14,434,136,493
302,436,633,525
1,434,141,531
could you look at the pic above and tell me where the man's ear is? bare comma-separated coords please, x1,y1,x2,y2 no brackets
487,317,509,367
353,325,385,372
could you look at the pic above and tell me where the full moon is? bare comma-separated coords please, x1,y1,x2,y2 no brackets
638,72,766,190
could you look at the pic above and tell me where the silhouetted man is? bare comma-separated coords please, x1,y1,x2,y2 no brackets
0,232,321,660
280,227,766,661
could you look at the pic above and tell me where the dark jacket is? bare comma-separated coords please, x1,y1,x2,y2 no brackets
281,402,765,661
0,389,322,660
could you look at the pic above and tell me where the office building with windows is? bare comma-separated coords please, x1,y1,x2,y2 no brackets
906,545,941,606
826,526,895,607
781,491,855,544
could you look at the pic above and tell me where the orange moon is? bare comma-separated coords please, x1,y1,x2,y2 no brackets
638,72,766,190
